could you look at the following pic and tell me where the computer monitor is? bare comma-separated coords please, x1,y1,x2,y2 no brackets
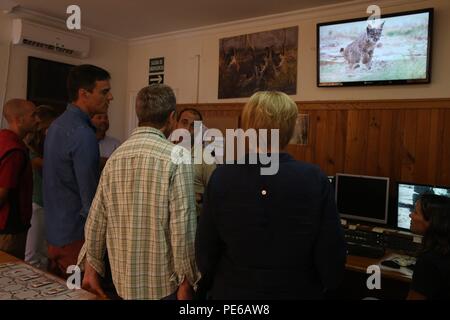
396,182,450,229
335,173,390,225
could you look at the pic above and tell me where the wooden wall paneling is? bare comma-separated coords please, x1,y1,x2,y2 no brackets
358,110,370,175
377,110,394,179
177,99,450,186
286,142,306,163
315,110,329,173
400,110,418,183
343,110,358,173
323,110,337,175
344,110,369,174
427,109,444,185
414,109,432,184
365,109,382,177
391,110,406,184
438,109,450,186
333,110,347,175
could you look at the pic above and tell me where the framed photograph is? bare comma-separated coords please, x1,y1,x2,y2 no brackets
219,26,298,98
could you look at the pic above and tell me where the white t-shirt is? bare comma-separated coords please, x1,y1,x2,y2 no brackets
99,135,121,158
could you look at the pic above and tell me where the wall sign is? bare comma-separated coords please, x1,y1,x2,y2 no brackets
149,57,164,85
149,73,164,85
149,57,164,73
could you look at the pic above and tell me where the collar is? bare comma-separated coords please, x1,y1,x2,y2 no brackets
67,103,96,130
130,126,166,139
241,152,293,164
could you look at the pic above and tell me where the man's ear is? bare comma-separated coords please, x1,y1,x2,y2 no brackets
16,114,24,126
160,110,177,138
78,88,89,101
170,110,177,121
169,110,177,126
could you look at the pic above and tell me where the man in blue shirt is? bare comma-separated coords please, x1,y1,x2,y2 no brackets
43,64,112,278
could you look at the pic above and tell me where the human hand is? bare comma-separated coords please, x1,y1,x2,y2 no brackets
82,261,107,299
176,278,194,300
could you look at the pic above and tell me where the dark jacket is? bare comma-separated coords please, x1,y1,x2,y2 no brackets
196,153,346,299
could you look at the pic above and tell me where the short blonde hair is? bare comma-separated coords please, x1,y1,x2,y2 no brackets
241,91,298,149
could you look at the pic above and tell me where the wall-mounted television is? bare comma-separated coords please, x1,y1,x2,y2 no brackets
335,173,390,225
317,8,433,87
27,56,74,114
396,182,450,230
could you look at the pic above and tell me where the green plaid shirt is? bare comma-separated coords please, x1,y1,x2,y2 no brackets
78,127,199,299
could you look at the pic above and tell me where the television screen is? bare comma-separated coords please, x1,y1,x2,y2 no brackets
27,56,74,113
397,182,450,230
336,174,389,225
317,8,433,86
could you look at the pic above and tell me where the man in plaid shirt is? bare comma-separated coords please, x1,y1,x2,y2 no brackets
79,84,199,299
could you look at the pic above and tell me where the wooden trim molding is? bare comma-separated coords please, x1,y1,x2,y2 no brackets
178,98,450,112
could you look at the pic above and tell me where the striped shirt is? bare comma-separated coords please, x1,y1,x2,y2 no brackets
78,126,199,299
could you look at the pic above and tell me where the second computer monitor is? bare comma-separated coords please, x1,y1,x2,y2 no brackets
335,174,390,225
397,182,450,229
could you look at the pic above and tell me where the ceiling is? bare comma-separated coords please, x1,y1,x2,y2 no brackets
9,0,345,39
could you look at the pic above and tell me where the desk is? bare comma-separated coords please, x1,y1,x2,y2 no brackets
330,252,412,299
346,252,412,283
0,250,98,300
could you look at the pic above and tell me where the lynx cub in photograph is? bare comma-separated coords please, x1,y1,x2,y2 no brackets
340,21,385,70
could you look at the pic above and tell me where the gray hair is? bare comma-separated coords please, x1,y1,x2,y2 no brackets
136,84,176,126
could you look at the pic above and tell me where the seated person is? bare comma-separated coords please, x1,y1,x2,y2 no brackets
407,193,450,300
195,91,346,299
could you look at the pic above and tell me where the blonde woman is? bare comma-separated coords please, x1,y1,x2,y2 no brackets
196,91,346,299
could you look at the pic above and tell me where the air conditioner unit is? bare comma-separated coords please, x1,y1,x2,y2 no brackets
12,19,90,58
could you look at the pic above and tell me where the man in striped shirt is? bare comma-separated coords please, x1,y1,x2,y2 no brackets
78,84,199,299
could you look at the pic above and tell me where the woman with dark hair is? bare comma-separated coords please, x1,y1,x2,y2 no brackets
407,193,450,299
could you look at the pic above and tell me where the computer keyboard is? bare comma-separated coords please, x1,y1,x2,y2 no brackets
344,227,420,258
344,228,385,258
344,228,385,247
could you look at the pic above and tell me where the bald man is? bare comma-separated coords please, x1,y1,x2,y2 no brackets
0,99,37,259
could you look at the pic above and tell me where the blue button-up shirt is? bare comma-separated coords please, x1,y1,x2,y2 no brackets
43,104,99,247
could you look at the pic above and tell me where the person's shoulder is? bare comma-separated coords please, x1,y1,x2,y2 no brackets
206,163,248,188
283,156,326,179
48,110,92,135
133,133,184,163
0,130,16,147
73,125,96,140
0,129,10,139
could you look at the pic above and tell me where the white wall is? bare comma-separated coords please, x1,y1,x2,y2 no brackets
128,0,450,108
1,0,448,140
0,14,128,142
